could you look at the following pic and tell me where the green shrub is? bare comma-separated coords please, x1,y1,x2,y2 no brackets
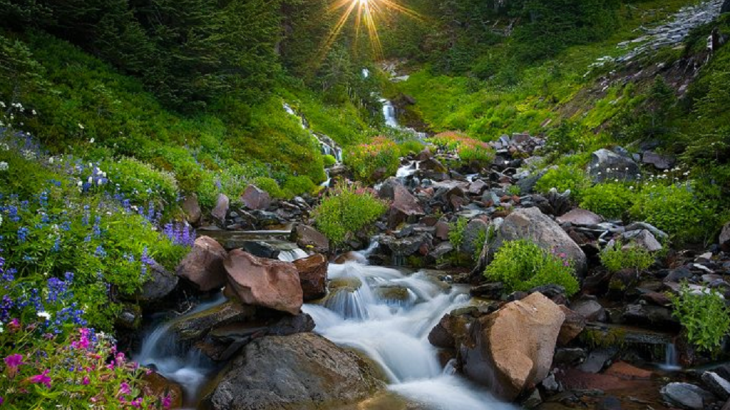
397,140,426,157
323,154,337,167
579,182,634,220
282,175,318,197
251,176,285,198
535,165,590,200
430,131,495,168
448,217,468,253
313,183,387,247
669,283,730,354
630,183,718,244
103,157,179,210
344,136,400,183
484,239,579,296
600,241,655,273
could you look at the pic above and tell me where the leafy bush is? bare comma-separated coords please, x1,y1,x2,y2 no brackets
484,239,579,296
429,131,495,167
397,140,426,157
103,157,179,210
323,154,337,167
313,183,387,247
252,176,285,199
535,165,590,200
669,283,730,354
282,175,318,197
344,137,400,183
579,182,634,220
630,183,718,244
600,241,655,273
448,217,468,253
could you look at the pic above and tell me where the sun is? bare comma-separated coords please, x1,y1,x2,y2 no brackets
316,0,421,63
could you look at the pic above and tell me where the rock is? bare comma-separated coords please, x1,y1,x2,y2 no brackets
116,303,142,330
623,229,662,252
138,261,178,305
720,222,730,249
379,233,431,258
293,254,328,301
460,292,565,400
212,194,230,224
434,221,450,241
579,348,618,373
291,224,330,254
381,179,424,228
470,282,505,299
428,313,470,349
176,236,228,292
468,180,489,195
558,306,586,345
587,148,640,183
224,250,303,315
556,209,603,226
203,333,384,410
493,207,587,275
642,151,675,170
241,185,271,211
572,297,607,322
182,194,202,226
661,382,714,410
554,348,587,367
241,241,282,260
141,372,184,410
171,300,256,342
703,371,730,400
462,219,488,256
622,304,679,330
723,0,730,14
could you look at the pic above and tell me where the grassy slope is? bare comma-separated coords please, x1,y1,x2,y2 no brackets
394,0,702,142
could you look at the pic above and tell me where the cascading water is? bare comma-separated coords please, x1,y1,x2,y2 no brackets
381,98,400,128
303,258,516,410
277,247,309,262
134,296,225,406
660,343,681,371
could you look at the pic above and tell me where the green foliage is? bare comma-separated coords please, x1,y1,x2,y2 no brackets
669,283,730,354
579,182,634,219
345,137,400,183
430,132,495,168
484,239,579,296
252,176,285,199
535,165,590,200
600,241,655,273
103,157,179,209
630,183,719,244
282,175,318,197
398,140,426,157
448,217,468,253
313,183,387,247
323,154,337,167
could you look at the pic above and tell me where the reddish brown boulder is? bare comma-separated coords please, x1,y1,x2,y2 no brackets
182,194,202,226
558,305,586,346
388,184,424,228
142,372,184,409
176,236,228,291
240,185,271,210
212,193,229,223
556,208,604,226
291,224,330,254
461,292,565,400
293,254,328,301
224,250,303,315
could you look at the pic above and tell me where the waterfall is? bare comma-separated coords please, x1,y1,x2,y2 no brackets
303,256,516,410
277,247,309,262
660,343,681,371
134,295,226,405
381,98,399,128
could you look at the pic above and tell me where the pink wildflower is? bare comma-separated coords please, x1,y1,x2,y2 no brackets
4,353,22,378
82,376,90,385
118,382,131,396
27,369,52,388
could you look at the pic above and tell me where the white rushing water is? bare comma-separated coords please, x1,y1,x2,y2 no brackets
303,260,515,410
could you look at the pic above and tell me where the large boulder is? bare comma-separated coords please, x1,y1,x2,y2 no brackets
460,292,565,400
293,254,328,301
379,178,424,228
224,250,303,315
291,224,330,254
587,148,640,183
241,185,271,211
203,333,384,410
462,219,489,256
176,236,228,292
492,207,587,275
141,372,184,410
138,261,178,305
182,194,202,226
171,300,256,342
212,193,230,224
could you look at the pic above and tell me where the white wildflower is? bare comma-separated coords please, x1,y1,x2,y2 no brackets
77,181,83,187
87,177,93,184
0,161,8,171
0,101,5,108
89,138,94,144
37,311,51,320
32,110,36,115
78,123,85,130
48,157,54,164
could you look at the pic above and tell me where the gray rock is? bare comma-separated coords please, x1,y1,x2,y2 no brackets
587,148,641,183
579,348,618,373
462,219,489,256
203,333,384,410
622,229,663,252
182,194,202,226
291,224,330,255
212,194,230,224
557,209,604,226
240,185,271,211
661,382,713,410
138,261,178,305
642,151,675,170
720,222,730,248
492,207,587,275
702,371,730,400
